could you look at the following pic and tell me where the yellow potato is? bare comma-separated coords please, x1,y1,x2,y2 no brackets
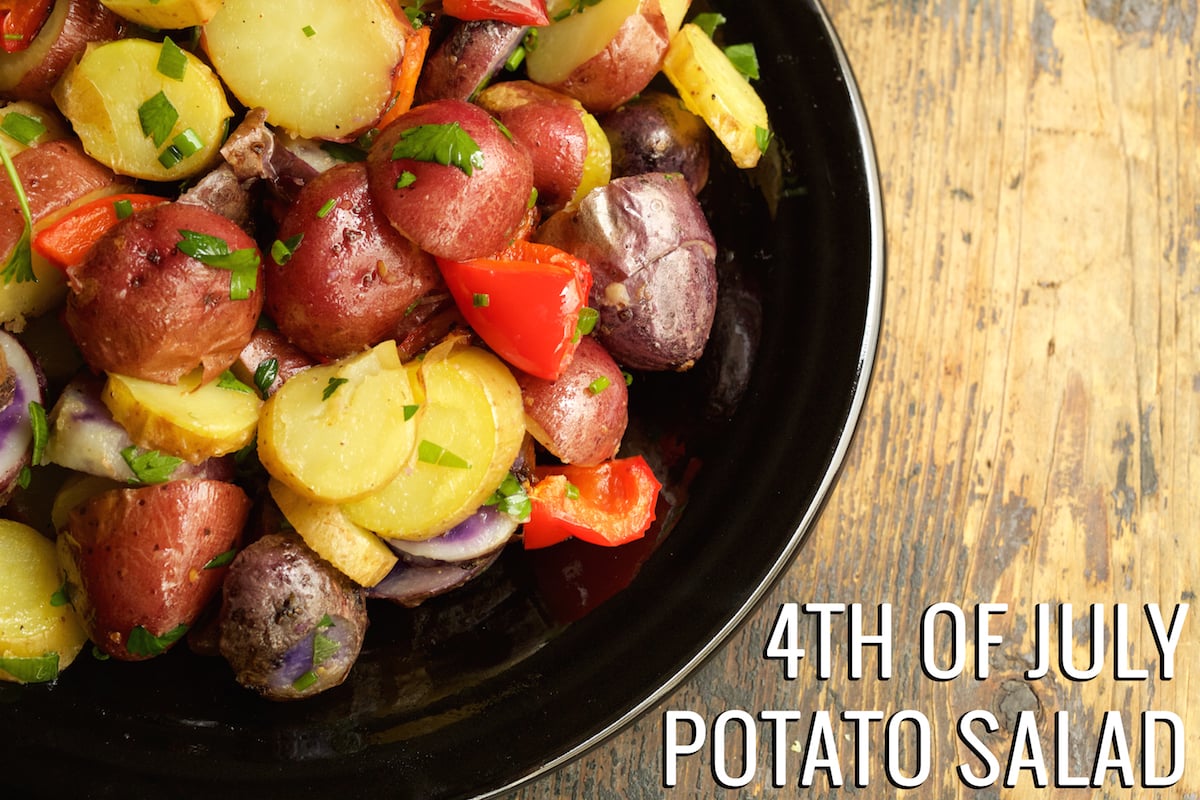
101,0,224,29
202,0,406,140
663,22,770,169
0,519,87,683
268,479,397,587
103,369,262,463
53,37,233,181
572,110,613,207
257,340,418,503
342,338,525,541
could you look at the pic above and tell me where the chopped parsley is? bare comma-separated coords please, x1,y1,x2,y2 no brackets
120,445,183,485
391,122,484,177
395,170,417,189
0,142,35,284
484,472,531,521
126,623,188,658
322,376,349,400
138,91,179,148
217,370,253,393
402,403,419,421
723,42,760,80
50,583,70,607
176,229,260,300
755,125,773,154
253,357,279,396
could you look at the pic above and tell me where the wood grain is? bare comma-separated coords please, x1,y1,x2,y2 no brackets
505,0,1199,795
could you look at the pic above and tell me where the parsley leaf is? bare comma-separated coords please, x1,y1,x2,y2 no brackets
0,653,59,683
121,445,183,484
176,229,260,300
322,376,348,400
391,122,484,176
126,623,188,657
253,357,279,397
0,142,35,284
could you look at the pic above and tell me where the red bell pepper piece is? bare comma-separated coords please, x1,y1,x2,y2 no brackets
0,0,53,54
442,0,550,27
522,455,662,549
436,240,592,380
32,193,167,271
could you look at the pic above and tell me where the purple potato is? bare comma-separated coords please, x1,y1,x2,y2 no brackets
369,549,504,608
218,532,368,701
600,91,711,195
386,504,518,563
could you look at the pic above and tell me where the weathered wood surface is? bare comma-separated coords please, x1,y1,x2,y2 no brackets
505,0,1200,796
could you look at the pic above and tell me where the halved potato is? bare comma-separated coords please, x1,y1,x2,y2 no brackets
525,0,669,112
268,479,397,587
662,22,770,169
0,102,69,155
202,0,407,140
102,369,263,463
342,337,525,541
53,37,233,180
257,340,418,503
100,0,223,29
0,519,88,683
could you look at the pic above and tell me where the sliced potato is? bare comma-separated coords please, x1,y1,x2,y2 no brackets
659,0,690,36
342,338,526,541
100,0,224,29
257,340,418,503
268,479,397,587
573,110,612,207
0,101,69,155
0,519,88,683
202,0,407,140
663,22,770,169
102,369,262,463
53,37,234,181
527,0,643,86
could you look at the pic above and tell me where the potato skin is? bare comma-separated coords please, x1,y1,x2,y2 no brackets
64,202,264,384
218,532,368,701
600,90,710,194
516,335,628,466
56,478,250,661
475,81,590,214
535,172,717,371
0,0,125,105
266,161,443,360
532,0,670,113
367,99,534,261
414,19,529,105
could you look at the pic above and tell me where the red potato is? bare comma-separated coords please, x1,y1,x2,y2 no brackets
535,172,717,371
0,138,122,328
366,99,534,261
55,478,251,661
0,0,124,105
524,0,669,113
414,19,529,105
475,80,597,214
266,161,443,360
516,335,628,466
64,202,264,385
230,328,316,398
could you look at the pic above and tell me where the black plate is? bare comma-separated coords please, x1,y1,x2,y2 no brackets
2,0,883,796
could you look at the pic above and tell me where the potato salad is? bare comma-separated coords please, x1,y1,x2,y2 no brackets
0,0,769,699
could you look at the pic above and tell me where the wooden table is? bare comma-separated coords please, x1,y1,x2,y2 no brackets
505,0,1199,795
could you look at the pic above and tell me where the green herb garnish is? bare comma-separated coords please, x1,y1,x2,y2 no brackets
417,440,470,469
316,197,337,218
156,36,188,81
484,472,530,521
402,403,419,421
472,292,489,307
253,357,279,396
573,307,598,341
755,125,773,154
114,198,134,219
302,24,317,37
322,376,349,400
120,445,183,484
723,42,760,80
391,122,484,177
0,142,35,284
204,549,237,569
138,91,179,147
0,653,59,683
126,623,188,657
0,112,46,147
271,233,303,265
693,12,726,37
587,375,611,394
176,229,260,300
395,170,417,189
217,370,253,393
28,400,47,466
